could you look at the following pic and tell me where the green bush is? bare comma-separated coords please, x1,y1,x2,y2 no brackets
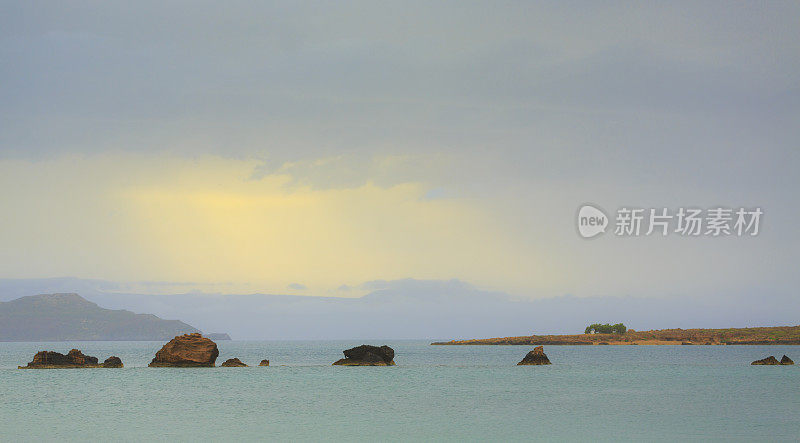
585,323,627,334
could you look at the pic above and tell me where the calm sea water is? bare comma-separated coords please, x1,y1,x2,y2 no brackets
1,341,798,441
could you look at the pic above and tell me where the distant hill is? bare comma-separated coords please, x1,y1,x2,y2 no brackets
0,293,200,341
205,333,232,340
2,278,800,340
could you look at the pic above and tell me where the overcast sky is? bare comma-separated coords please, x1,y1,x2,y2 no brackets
0,1,798,300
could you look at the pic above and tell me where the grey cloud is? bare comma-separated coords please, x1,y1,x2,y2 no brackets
1,2,799,298
2,2,798,170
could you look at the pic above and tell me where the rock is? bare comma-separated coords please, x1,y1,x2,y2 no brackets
259,359,270,366
148,333,219,367
517,346,552,365
333,344,395,366
598,342,610,345
19,349,100,368
221,358,247,367
102,356,123,368
751,355,780,365
780,355,794,365
681,341,694,345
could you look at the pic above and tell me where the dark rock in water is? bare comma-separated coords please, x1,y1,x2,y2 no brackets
259,359,270,366
149,333,219,367
19,349,100,368
780,355,794,365
517,346,552,365
333,344,395,366
681,341,694,345
751,356,780,365
598,342,610,345
221,358,247,367
344,344,394,362
102,356,123,368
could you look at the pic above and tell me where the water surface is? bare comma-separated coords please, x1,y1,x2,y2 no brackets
1,341,798,441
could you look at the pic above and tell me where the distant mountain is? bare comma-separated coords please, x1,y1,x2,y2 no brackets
1,278,799,340
205,333,232,340
0,293,200,341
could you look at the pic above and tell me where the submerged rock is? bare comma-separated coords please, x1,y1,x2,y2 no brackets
148,333,219,367
221,358,247,367
517,346,552,365
780,355,794,365
19,349,100,368
102,356,123,368
259,359,270,366
751,356,780,365
333,345,395,366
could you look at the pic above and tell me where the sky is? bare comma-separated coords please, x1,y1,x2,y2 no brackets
0,1,798,304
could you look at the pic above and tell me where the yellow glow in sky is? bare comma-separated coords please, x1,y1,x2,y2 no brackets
0,154,546,295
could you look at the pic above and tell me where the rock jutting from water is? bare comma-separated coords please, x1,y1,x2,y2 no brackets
259,359,270,366
780,355,794,365
221,358,247,367
148,333,219,367
102,356,123,368
751,356,781,365
332,345,395,366
517,346,552,365
18,349,122,369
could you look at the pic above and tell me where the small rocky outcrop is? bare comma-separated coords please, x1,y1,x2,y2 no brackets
751,356,780,365
517,346,552,365
780,355,794,365
259,359,270,366
333,345,395,366
149,333,219,367
102,356,123,368
221,358,247,367
19,349,100,368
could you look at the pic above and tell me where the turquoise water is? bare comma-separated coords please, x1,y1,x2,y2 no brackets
1,341,798,441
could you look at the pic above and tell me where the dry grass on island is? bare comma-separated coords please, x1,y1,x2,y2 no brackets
432,325,800,346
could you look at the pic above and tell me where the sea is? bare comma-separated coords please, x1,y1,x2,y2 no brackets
1,341,798,441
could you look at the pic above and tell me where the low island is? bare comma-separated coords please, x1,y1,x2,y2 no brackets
432,325,800,346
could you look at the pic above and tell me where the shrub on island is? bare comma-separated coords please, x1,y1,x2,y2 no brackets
585,323,627,334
